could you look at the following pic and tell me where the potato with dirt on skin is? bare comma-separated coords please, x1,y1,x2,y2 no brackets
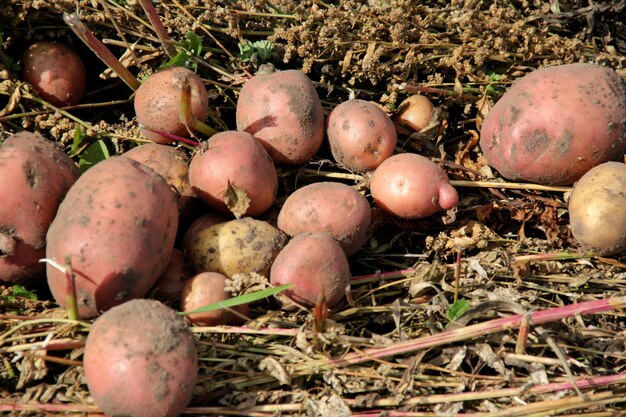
0,131,79,284
189,131,278,217
181,212,229,253
277,181,371,256
480,63,626,186
148,249,190,303
270,232,351,309
370,153,459,219
22,41,86,106
326,99,397,171
134,66,208,144
236,68,325,165
84,299,197,417
46,156,179,318
568,162,626,256
185,217,287,278
181,271,249,326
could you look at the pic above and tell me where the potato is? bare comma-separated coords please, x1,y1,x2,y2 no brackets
84,299,197,417
22,41,86,107
181,271,249,326
480,63,626,185
236,69,325,165
270,232,351,309
326,99,397,171
568,162,626,256
189,131,278,217
46,156,179,318
370,153,459,219
123,143,196,215
394,95,434,132
277,182,371,256
134,66,208,144
148,249,190,303
185,217,287,278
181,212,229,254
0,132,79,284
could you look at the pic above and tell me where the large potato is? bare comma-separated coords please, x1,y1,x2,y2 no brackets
480,63,626,185
185,217,287,278
568,162,626,256
277,182,371,256
84,299,197,417
236,69,325,165
0,132,79,284
46,156,178,318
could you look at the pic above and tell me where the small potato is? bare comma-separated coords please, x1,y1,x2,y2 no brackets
370,153,459,219
189,131,278,217
181,271,249,326
185,217,287,278
22,41,86,106
134,67,208,144
46,157,179,318
84,299,197,417
236,69,325,165
277,182,371,256
326,99,397,171
270,232,351,309
568,162,626,255
480,63,626,185
394,95,434,132
0,132,79,284
148,249,190,303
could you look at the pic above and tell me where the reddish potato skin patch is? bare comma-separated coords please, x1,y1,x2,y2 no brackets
480,63,626,185
277,182,371,256
22,41,86,106
270,232,351,309
236,70,325,165
134,67,209,144
46,157,178,318
326,99,397,171
84,299,197,417
0,132,79,284
370,153,459,219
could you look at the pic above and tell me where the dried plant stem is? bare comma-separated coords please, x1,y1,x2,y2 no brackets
179,77,218,138
449,179,571,192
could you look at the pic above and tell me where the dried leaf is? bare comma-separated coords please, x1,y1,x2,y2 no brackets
223,182,251,219
258,357,291,386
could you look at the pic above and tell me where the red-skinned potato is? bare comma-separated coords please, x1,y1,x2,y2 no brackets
370,153,459,219
46,156,179,318
134,66,208,144
0,132,79,284
270,232,351,309
236,69,325,165
148,249,190,303
22,41,86,106
181,271,249,326
84,299,197,417
568,162,626,255
277,182,371,256
189,131,278,217
480,63,626,185
326,99,397,171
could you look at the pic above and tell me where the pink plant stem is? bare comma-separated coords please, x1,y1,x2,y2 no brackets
351,268,417,285
330,297,626,367
137,0,177,57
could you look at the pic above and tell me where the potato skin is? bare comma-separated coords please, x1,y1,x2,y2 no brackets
134,67,208,144
84,299,197,417
277,182,371,256
270,232,351,308
46,156,179,318
22,41,86,106
189,131,278,217
185,217,287,278
568,162,626,255
236,69,325,165
394,95,434,132
326,99,397,171
370,153,459,219
0,132,79,284
480,63,626,185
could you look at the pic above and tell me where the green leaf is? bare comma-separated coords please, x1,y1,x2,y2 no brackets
11,285,38,301
186,32,203,57
179,284,293,315
70,125,86,156
446,298,471,322
160,50,190,70
78,139,110,172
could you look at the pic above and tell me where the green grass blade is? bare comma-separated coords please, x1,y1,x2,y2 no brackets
178,284,292,315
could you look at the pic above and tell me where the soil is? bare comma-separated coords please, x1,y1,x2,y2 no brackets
0,1,625,416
